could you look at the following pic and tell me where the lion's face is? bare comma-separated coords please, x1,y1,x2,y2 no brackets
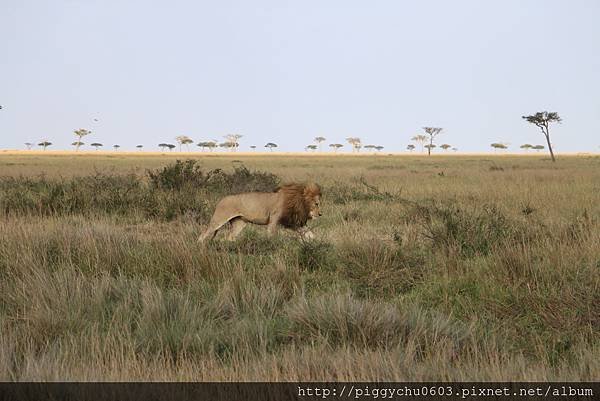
308,195,322,219
304,183,322,220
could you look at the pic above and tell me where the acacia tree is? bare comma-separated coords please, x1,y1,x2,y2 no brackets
329,143,343,152
220,142,238,151
166,144,175,152
532,144,545,152
136,145,143,151
314,136,326,151
73,129,92,151
250,145,257,151
520,144,532,152
490,143,508,152
364,144,376,152
411,135,428,153
306,145,317,152
522,111,561,162
113,144,120,151
265,142,278,151
224,134,243,152
406,144,415,152
422,127,442,156
375,145,384,152
91,142,103,150
38,141,52,150
24,142,33,150
440,144,451,151
424,144,436,153
71,141,85,149
158,143,168,151
346,137,362,152
176,135,193,151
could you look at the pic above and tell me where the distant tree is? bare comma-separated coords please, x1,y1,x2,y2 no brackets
314,136,326,151
406,144,415,152
24,142,33,150
329,143,343,152
522,111,561,162
224,134,243,152
491,143,508,152
411,134,428,153
71,141,85,149
452,147,458,152
136,145,143,151
220,142,239,150
91,142,103,150
158,143,168,151
306,144,317,151
265,142,278,151
113,144,120,151
73,129,92,151
440,144,451,151
166,144,175,152
175,135,193,151
38,141,52,150
250,145,257,150
364,144,376,152
375,146,384,152
346,137,362,152
532,144,545,152
424,144,437,152
520,144,533,152
422,127,442,156
198,141,219,152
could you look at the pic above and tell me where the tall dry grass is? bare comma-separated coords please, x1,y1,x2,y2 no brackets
0,155,598,380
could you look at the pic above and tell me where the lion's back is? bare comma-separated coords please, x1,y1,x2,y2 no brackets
215,191,281,223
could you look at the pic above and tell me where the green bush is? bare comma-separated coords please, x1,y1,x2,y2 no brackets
147,160,280,194
297,239,335,271
0,161,280,222
409,201,517,258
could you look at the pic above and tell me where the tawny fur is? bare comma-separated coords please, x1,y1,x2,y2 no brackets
199,183,321,242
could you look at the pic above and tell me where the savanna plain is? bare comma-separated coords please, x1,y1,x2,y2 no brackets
0,152,598,381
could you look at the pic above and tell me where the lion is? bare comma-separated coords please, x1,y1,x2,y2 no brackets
199,183,322,242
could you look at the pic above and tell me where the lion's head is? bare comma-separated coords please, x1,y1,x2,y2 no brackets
277,183,322,229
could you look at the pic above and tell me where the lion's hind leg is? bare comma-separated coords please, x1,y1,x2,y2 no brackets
199,213,241,243
227,217,247,241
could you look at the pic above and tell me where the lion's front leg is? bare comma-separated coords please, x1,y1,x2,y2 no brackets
267,211,281,236
267,221,279,236
297,227,315,240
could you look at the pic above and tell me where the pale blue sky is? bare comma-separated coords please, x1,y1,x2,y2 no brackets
1,0,599,152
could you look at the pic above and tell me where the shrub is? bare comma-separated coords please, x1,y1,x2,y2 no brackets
0,161,280,221
328,178,397,205
147,159,205,191
337,238,425,297
147,160,280,194
296,239,335,271
408,201,516,258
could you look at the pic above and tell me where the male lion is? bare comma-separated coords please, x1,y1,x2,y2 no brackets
199,183,322,242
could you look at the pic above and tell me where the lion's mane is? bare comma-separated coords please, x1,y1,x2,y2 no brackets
276,183,321,229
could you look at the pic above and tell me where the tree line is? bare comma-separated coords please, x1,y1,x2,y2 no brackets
17,110,563,161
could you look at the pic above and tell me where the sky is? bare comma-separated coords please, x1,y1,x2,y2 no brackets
1,0,599,152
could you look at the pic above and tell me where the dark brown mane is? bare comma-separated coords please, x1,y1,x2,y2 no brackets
277,183,320,228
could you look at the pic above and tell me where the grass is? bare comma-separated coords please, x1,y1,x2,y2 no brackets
0,153,598,381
